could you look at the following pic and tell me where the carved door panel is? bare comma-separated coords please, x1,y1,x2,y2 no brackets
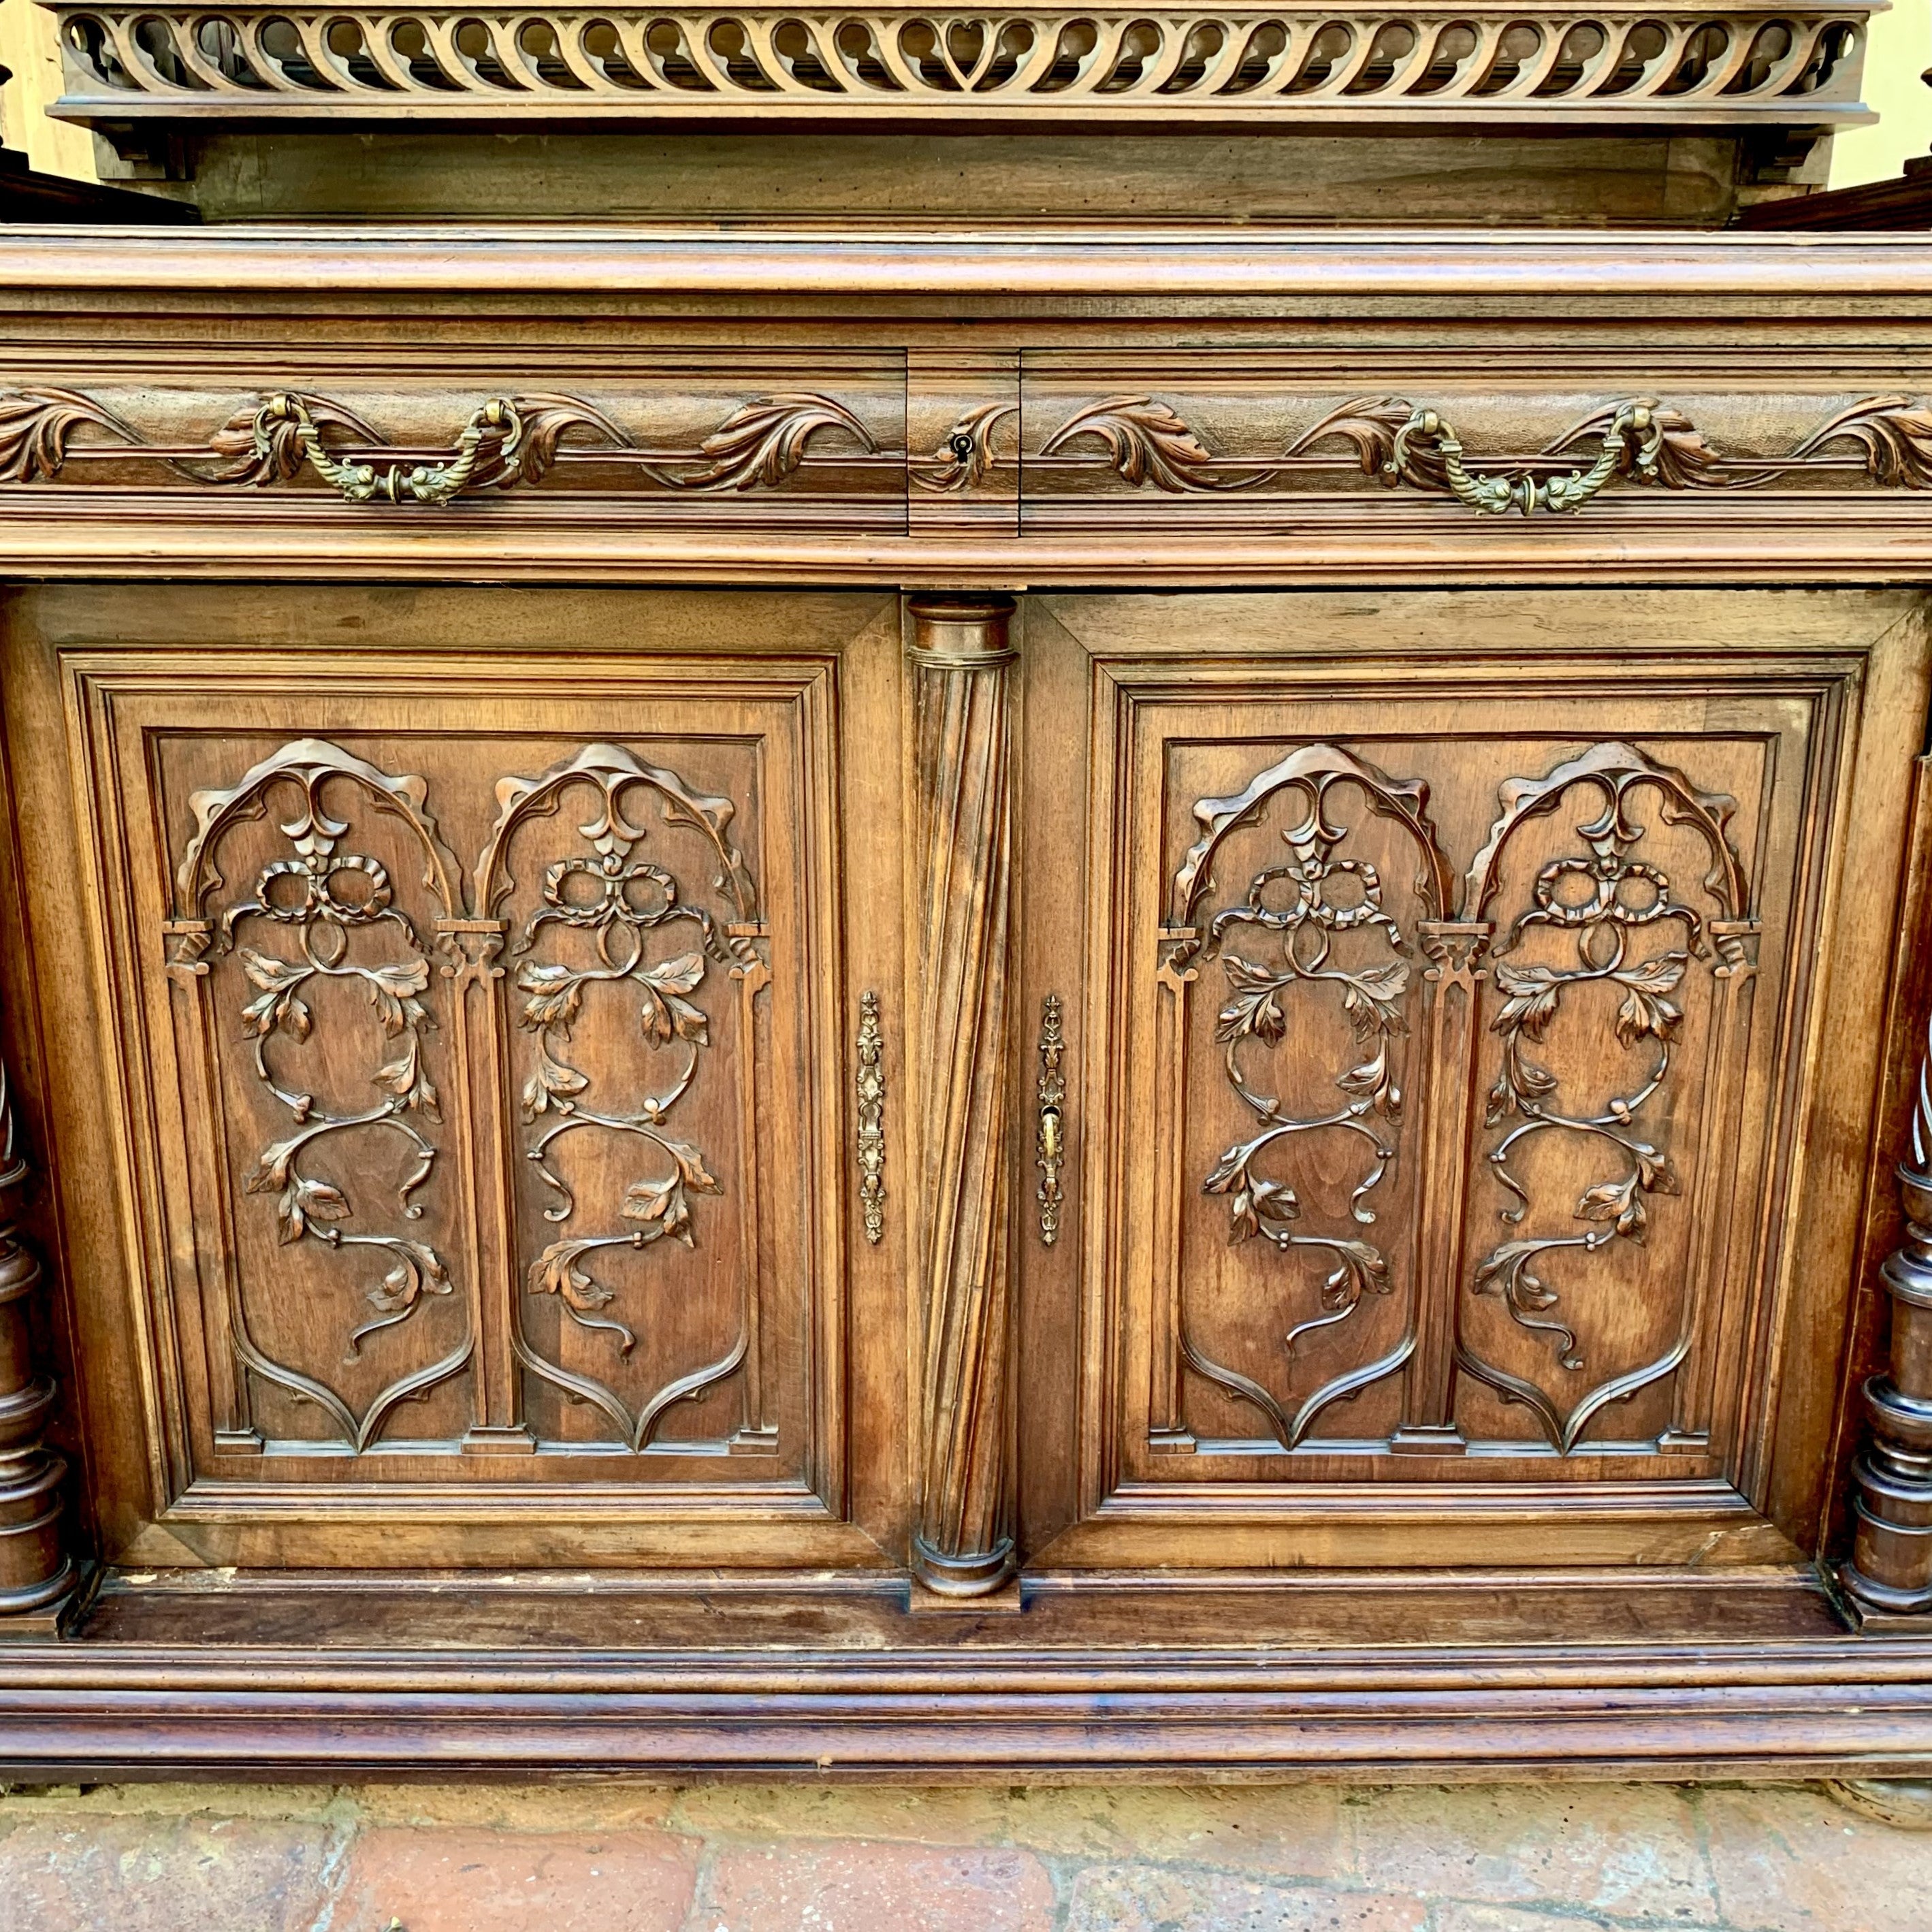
27,587,898,1571
1021,590,1921,1571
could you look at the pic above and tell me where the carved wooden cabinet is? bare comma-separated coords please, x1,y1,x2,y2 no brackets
0,226,1931,1776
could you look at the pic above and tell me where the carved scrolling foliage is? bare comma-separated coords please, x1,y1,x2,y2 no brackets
478,743,770,1452
168,741,471,1450
0,387,880,504
1163,747,1453,1448
10,384,1932,516
1036,391,1932,514
1458,745,1754,1451
167,737,768,1455
1160,738,1758,1455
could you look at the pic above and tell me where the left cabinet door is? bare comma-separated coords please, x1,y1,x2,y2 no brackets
5,586,903,1573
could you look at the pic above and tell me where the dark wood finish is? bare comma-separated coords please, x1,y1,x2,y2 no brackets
0,149,193,223
0,228,1924,1773
1740,157,1932,229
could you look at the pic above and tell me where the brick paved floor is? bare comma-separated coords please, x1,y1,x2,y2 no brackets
0,1777,1925,1931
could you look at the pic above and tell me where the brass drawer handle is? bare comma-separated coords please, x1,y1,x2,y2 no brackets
254,393,522,506
858,990,886,1244
1388,401,1661,517
1037,993,1065,1246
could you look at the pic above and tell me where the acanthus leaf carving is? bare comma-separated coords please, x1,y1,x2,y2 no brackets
1040,393,1274,494
1788,393,1932,489
667,392,878,492
0,385,142,483
912,402,1016,494
1,387,879,504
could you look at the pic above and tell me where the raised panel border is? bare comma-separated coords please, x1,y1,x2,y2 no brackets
48,628,889,1571
1031,587,1927,1572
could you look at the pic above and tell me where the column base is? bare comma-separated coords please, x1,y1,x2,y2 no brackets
912,1533,1016,1600
0,1557,94,1641
1840,1558,1932,1628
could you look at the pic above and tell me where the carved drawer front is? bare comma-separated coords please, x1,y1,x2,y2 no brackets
1017,357,1932,534
1052,605,1874,1566
66,649,859,1561
1,359,907,528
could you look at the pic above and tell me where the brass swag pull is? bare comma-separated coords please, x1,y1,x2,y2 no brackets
1037,993,1065,1246
857,990,886,1244
254,393,522,506
1388,400,1662,517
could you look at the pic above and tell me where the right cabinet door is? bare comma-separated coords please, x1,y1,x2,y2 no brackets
1020,589,1928,1571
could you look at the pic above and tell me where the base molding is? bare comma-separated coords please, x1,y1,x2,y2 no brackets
0,1564,1922,1780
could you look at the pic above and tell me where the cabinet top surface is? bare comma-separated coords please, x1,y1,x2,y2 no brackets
9,224,1932,301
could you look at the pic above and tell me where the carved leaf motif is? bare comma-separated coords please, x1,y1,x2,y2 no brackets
1040,393,1268,494
521,1040,589,1120
261,1169,352,1246
671,393,877,491
373,1031,439,1116
1338,961,1409,1040
1490,961,1563,1039
1790,395,1932,489
517,962,584,1033
637,950,709,1046
1578,1172,1645,1238
1319,1239,1391,1308
530,1240,610,1310
1215,954,1288,1044
364,959,432,1037
489,392,633,487
239,948,313,1039
202,392,384,487
913,401,1016,493
1547,401,1729,490
1283,396,1419,479
0,386,142,483
1611,954,1686,1046
366,1242,451,1319
1204,1151,1299,1247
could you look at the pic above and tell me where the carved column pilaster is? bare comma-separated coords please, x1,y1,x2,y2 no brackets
0,1061,73,1622
1393,919,1491,1453
907,596,1018,1598
1844,1005,1932,1620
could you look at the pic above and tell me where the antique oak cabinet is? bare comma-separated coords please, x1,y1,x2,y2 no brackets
2,1,1932,1777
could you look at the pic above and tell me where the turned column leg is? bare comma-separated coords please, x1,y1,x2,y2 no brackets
1844,1029,1932,1620
906,596,1019,1598
0,1063,73,1624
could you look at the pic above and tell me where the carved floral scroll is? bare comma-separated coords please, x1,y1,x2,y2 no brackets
165,735,771,1457
0,387,882,503
6,383,1931,517
1159,737,1758,1458
166,740,472,1452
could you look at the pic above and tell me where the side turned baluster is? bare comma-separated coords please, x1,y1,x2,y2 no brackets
906,595,1019,1599
0,1060,74,1624
1844,1011,1932,1621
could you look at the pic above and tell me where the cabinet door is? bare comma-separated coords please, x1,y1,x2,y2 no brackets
17,586,901,1572
1020,590,1926,1571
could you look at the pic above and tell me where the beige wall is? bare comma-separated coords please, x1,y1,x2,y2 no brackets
1833,0,1932,184
0,0,98,179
